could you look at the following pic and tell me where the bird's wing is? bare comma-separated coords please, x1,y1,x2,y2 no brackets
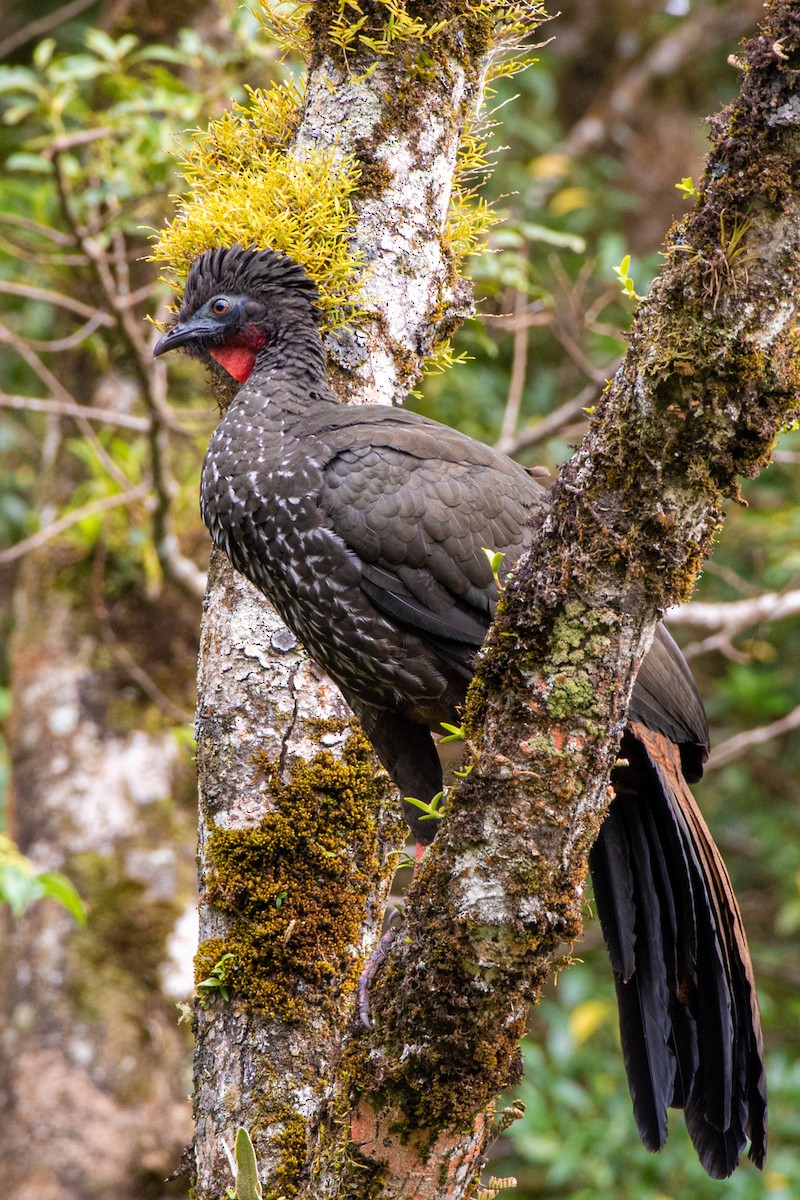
590,722,767,1179
314,410,546,667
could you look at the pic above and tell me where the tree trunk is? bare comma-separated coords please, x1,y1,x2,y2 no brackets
189,4,800,1199
1,545,196,1199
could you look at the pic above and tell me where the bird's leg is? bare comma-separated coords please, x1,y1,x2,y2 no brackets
356,841,429,1028
357,904,404,1028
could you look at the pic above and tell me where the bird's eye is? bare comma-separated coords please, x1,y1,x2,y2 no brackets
211,297,230,316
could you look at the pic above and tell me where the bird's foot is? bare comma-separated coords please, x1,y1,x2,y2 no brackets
356,906,405,1029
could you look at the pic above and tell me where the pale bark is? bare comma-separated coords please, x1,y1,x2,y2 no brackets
192,553,402,1191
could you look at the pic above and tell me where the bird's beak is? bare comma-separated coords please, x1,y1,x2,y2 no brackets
153,316,218,358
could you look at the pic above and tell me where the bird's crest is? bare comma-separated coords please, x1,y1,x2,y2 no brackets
180,244,321,322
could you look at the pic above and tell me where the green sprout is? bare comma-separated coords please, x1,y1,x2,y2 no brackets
196,951,235,1008
405,790,448,823
613,254,642,302
675,176,699,200
483,547,506,589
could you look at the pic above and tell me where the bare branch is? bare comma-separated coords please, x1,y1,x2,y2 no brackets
43,148,205,598
668,589,800,632
0,213,76,246
708,703,800,769
90,550,196,725
0,320,135,493
0,483,151,568
43,128,117,158
496,290,529,450
25,313,119,353
0,392,150,432
0,281,115,325
0,0,98,59
502,367,620,456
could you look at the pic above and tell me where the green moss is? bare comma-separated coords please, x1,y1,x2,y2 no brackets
546,672,598,721
265,1108,308,1200
153,2,550,399
197,728,397,1020
151,81,365,333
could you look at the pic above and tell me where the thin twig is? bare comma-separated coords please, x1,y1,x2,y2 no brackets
0,484,150,568
502,371,618,456
702,558,764,597
43,128,116,158
0,213,76,246
33,153,205,597
0,321,135,493
0,393,150,432
0,281,112,324
90,547,195,726
707,703,800,770
25,313,118,353
0,0,98,58
496,290,529,452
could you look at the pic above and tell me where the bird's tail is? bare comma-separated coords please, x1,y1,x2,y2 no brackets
589,721,767,1179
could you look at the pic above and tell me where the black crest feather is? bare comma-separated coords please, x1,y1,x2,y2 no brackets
180,244,321,321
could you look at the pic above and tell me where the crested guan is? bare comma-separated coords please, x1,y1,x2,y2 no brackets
154,244,766,1179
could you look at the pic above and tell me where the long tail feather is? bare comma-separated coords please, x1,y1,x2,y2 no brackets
590,722,766,1178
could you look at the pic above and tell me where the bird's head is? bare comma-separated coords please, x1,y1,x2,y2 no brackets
154,244,321,382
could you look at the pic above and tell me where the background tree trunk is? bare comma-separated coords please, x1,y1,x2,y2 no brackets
1,540,197,1199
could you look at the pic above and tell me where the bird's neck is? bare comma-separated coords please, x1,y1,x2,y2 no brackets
245,316,330,400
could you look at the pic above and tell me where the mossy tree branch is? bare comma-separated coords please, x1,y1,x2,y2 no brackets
180,4,800,1200
360,4,800,1195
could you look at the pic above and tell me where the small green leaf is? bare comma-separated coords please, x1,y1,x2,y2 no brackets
234,1127,263,1200
405,790,447,821
0,835,85,921
196,951,235,1007
675,176,698,199
0,863,44,916
439,721,465,743
36,871,87,925
482,547,506,588
32,39,57,70
612,255,642,302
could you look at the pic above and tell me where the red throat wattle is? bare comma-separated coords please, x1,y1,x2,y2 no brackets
209,324,267,382
209,345,257,382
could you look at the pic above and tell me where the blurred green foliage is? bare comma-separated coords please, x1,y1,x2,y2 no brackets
0,831,85,922
0,1,798,1196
